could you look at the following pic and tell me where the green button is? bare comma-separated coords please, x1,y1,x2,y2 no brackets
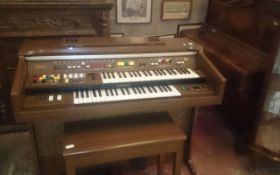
124,60,129,66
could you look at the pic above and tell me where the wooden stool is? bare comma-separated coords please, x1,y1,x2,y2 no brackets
63,113,186,175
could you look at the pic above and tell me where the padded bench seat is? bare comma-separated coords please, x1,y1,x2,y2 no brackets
63,113,186,175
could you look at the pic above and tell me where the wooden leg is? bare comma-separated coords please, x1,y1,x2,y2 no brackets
158,154,165,175
65,165,76,175
184,108,198,175
184,160,196,175
173,147,183,175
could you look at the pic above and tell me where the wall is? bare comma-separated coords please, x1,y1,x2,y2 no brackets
110,0,209,36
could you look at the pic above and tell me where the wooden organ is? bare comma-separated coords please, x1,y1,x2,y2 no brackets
11,37,225,122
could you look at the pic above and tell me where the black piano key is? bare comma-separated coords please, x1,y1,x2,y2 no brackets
156,70,162,76
143,71,148,76
132,71,137,77
114,89,118,96
109,89,114,96
153,70,159,76
136,71,141,77
176,68,183,74
98,90,102,96
166,85,172,91
162,85,168,92
151,86,157,92
118,72,122,78
121,88,126,95
107,72,111,79
132,87,137,94
75,91,79,98
102,72,107,79
129,71,133,77
125,88,130,95
123,72,127,78
179,68,186,74
111,72,115,79
158,86,164,92
183,68,190,74
147,71,152,76
140,87,146,94
136,87,142,94
147,86,153,93
93,90,96,97
86,91,90,98
166,69,173,75
160,69,166,75
105,89,109,96
81,91,84,98
170,69,177,75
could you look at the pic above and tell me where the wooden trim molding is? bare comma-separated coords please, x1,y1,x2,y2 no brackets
0,0,114,38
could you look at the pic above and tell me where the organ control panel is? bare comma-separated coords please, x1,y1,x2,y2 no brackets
11,37,225,122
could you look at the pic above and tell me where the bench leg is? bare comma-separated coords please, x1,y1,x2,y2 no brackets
173,149,183,175
66,165,76,175
158,154,165,175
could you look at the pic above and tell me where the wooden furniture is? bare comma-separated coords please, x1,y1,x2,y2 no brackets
250,48,280,161
63,113,186,175
11,37,225,122
180,0,280,141
0,0,114,124
11,37,225,175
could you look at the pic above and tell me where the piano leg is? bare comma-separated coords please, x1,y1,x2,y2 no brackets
184,107,198,175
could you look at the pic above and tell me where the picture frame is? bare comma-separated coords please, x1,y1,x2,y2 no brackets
149,34,176,39
110,33,124,37
177,23,202,37
116,0,152,24
162,0,192,20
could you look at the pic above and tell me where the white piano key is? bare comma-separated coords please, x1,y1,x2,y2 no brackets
73,92,78,104
187,69,200,78
95,90,101,103
82,90,87,103
88,90,95,103
78,91,83,104
73,84,181,105
100,90,107,102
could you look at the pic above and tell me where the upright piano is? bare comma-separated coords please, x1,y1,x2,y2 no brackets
11,37,225,122
180,0,280,148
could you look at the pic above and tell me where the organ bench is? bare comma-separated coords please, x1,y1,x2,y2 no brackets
63,113,186,175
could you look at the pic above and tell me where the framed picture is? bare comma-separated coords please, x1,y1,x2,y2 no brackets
110,33,124,37
116,0,152,23
162,0,192,20
177,23,202,37
149,34,176,39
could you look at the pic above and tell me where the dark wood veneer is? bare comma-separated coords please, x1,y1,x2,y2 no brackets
180,0,280,143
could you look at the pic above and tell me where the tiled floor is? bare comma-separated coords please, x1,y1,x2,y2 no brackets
1,107,280,175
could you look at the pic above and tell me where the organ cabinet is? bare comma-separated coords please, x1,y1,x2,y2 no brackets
11,37,225,122
11,37,225,174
